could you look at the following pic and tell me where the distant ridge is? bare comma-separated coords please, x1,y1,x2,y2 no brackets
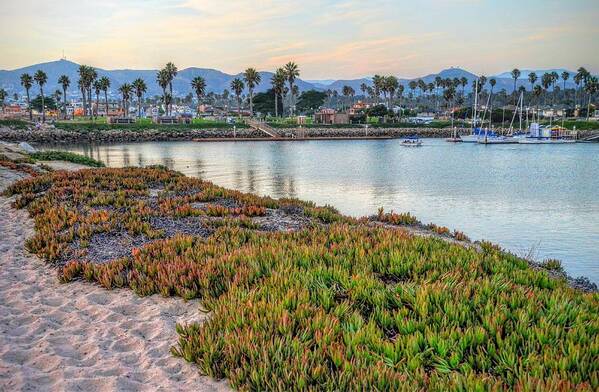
0,59,583,98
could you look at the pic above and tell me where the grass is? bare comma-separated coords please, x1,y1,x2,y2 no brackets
2,167,598,391
29,151,105,167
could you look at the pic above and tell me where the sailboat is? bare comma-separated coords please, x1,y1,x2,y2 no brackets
460,79,481,143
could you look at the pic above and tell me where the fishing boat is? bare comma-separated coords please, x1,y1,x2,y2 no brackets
401,136,423,147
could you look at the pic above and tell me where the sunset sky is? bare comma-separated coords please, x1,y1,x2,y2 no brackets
1,0,598,78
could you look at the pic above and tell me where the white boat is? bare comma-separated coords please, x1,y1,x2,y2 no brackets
401,136,423,147
518,123,576,144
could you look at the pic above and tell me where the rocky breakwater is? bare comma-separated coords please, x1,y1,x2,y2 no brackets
0,126,263,144
285,127,468,138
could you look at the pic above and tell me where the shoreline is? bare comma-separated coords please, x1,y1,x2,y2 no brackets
0,125,465,144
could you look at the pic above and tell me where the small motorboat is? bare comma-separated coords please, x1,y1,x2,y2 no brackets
401,136,423,147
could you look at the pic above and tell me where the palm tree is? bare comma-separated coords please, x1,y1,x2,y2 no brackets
460,77,468,97
372,75,383,105
489,78,497,107
574,68,587,110
271,68,286,117
360,82,368,100
443,85,456,127
93,80,101,120
243,68,261,117
98,77,110,119
156,69,170,116
284,62,300,115
132,78,147,119
584,76,598,121
0,89,6,113
342,85,352,110
118,83,132,117
20,73,33,121
190,76,206,117
528,72,537,92
58,75,70,119
408,80,417,107
532,85,543,122
511,68,521,104
164,62,178,116
230,78,245,117
385,76,399,110
561,71,570,92
33,70,47,122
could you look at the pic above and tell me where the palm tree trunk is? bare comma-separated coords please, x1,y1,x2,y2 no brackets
40,87,45,123
96,94,100,121
587,94,592,122
104,91,108,120
169,84,173,116
138,95,142,119
26,89,32,121
249,90,253,117
237,97,241,117
274,93,278,117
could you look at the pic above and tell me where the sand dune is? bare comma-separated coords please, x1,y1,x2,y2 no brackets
0,167,229,391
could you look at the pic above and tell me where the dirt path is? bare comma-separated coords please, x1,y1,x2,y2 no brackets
0,167,229,391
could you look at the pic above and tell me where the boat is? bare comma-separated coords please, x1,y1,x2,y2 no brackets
517,123,576,144
401,136,423,147
446,127,462,142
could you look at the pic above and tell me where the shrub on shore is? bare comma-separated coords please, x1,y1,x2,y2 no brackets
29,151,105,167
3,167,598,391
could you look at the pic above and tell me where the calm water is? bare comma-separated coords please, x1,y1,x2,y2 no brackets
39,139,599,283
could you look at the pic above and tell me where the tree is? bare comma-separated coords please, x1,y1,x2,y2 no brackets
511,68,521,103
443,86,456,127
33,70,48,122
561,71,570,92
460,77,468,96
0,89,6,113
385,76,399,109
360,82,368,99
372,75,383,105
132,78,147,119
296,90,326,113
243,68,261,116
98,77,111,119
118,83,133,117
20,73,33,120
30,95,57,111
230,78,245,117
58,75,70,119
342,85,353,110
190,76,206,117
584,76,598,121
284,62,300,115
93,80,102,120
528,72,537,92
164,62,178,116
532,85,543,121
271,68,286,117
156,69,170,116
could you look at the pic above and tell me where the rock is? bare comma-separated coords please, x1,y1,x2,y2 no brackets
18,142,37,153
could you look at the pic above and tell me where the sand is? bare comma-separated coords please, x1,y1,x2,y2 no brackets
0,166,229,391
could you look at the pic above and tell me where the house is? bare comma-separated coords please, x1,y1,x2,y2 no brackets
314,108,349,125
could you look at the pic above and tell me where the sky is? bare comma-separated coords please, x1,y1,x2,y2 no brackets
1,0,598,79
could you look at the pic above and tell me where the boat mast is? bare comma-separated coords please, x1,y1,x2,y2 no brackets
471,79,479,134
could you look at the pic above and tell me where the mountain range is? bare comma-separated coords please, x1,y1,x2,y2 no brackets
0,59,583,99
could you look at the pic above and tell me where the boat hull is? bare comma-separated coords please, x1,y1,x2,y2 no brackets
518,138,576,144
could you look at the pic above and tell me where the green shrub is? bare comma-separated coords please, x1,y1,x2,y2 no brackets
30,151,105,167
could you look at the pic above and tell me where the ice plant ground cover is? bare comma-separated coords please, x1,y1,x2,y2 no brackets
3,166,598,391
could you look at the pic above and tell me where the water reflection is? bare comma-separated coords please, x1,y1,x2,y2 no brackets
38,139,599,283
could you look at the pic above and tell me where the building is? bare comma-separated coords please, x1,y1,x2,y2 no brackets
314,108,349,125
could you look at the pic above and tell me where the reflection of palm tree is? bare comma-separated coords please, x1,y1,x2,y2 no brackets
20,73,33,120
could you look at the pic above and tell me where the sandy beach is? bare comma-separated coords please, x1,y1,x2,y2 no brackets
0,166,229,391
